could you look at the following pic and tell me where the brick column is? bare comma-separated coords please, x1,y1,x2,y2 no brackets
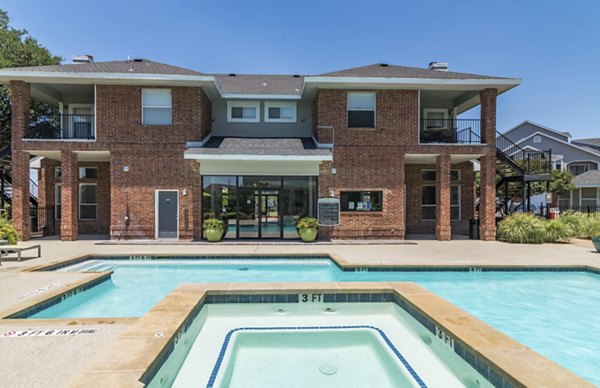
10,81,30,145
11,151,30,241
436,154,451,241
480,88,497,146
479,154,496,241
61,150,79,241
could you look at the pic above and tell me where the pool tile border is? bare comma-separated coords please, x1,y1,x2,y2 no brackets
65,282,592,388
206,325,427,388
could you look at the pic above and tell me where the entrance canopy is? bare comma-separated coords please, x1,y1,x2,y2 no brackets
184,137,332,176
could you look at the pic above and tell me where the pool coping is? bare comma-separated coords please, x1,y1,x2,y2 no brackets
65,282,592,388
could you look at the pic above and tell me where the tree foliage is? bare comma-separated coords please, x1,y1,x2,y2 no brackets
0,9,62,149
529,169,575,196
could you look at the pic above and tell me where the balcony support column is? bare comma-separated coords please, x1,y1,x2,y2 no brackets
11,151,31,241
480,88,497,146
435,154,451,241
479,154,497,241
60,150,79,241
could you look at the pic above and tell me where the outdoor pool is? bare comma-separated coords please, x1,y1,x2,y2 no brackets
29,258,600,384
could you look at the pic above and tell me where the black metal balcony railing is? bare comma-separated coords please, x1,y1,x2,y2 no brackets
420,119,482,144
26,114,95,140
496,131,552,175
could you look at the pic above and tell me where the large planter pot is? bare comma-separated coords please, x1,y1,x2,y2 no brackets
298,227,318,242
592,236,600,253
205,228,223,242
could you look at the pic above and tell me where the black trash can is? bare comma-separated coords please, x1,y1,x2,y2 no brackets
469,219,480,240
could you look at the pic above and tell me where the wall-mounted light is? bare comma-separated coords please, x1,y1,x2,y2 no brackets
123,166,129,172
182,189,188,196
331,168,337,174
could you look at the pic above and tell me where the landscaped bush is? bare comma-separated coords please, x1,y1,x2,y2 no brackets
558,212,600,239
544,220,573,243
497,213,546,244
0,216,18,245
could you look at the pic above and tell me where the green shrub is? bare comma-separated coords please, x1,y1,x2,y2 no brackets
544,220,573,243
0,217,18,245
202,218,223,230
558,212,600,239
296,216,319,230
497,213,546,244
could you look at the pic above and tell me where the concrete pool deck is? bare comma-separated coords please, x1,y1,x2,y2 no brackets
0,236,598,387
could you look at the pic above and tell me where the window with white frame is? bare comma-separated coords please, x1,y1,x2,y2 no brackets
142,89,172,125
55,183,61,220
227,101,260,123
264,102,296,123
79,167,98,179
347,92,375,128
533,135,542,143
569,163,589,175
79,183,98,220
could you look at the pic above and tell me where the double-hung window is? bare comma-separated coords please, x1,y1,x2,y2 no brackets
142,89,172,125
79,183,98,220
347,92,375,128
227,101,260,123
264,102,296,123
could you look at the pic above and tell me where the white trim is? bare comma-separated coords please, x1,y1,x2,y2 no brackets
184,153,332,161
304,76,521,88
79,183,98,221
155,190,179,239
222,93,301,100
142,88,172,126
186,133,213,148
264,101,297,123
226,101,260,123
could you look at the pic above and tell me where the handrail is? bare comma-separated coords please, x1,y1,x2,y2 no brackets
496,131,552,175
26,113,95,140
420,119,482,144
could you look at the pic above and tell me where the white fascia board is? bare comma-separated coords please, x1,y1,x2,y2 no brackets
0,70,215,84
303,76,521,89
221,93,302,100
184,153,332,161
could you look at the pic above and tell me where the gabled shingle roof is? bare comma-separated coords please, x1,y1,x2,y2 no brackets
5,59,204,76
319,63,506,80
572,138,600,150
571,170,600,187
213,74,304,96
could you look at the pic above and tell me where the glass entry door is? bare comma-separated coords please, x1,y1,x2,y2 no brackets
237,189,281,238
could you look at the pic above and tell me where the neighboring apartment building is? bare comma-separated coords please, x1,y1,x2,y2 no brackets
502,121,600,209
0,58,520,241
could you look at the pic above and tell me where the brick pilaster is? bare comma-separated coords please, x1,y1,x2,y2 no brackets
60,150,78,241
11,151,30,241
479,154,496,241
480,88,497,147
397,153,406,239
435,154,451,241
10,80,30,148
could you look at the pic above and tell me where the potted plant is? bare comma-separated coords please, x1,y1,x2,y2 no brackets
296,216,319,242
593,236,600,253
203,218,224,242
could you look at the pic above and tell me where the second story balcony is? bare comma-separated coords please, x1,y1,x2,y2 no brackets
26,113,95,140
419,118,482,145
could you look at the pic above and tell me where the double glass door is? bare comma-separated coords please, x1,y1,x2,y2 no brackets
238,189,280,238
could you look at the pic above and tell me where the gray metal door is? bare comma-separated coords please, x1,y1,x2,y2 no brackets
158,191,178,238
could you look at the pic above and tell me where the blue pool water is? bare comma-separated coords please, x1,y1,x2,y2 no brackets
32,258,600,384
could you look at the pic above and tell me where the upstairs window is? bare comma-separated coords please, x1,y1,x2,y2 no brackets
265,102,296,123
347,92,375,128
142,89,172,125
227,101,260,123
533,135,542,143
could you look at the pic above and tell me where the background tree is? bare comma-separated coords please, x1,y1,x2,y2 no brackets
530,169,575,196
0,9,62,154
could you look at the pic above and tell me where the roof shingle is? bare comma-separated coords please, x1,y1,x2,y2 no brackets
213,74,304,95
571,170,600,187
319,63,507,80
186,137,331,157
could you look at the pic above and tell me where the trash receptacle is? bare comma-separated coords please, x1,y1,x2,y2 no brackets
469,219,480,240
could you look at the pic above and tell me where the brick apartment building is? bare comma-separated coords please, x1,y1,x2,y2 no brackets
0,58,520,241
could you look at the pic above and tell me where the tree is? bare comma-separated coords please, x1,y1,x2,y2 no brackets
529,169,575,196
0,8,62,153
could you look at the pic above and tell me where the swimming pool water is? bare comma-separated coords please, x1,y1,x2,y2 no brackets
33,259,600,384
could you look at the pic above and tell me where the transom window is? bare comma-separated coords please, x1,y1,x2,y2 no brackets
227,101,260,123
340,191,382,212
142,89,172,125
264,102,296,123
79,167,98,179
347,92,376,128
79,183,98,220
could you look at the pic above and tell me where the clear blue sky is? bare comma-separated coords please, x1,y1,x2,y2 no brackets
4,0,600,138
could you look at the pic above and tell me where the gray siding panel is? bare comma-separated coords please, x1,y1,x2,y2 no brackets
504,122,570,143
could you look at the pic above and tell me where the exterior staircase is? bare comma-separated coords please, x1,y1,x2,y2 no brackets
494,131,552,216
